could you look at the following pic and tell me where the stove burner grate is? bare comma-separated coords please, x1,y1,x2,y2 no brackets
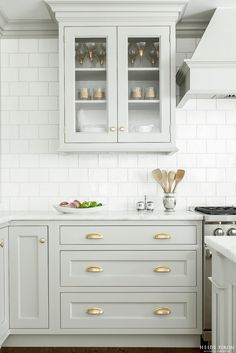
195,206,236,215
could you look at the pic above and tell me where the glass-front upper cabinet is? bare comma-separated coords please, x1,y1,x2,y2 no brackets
118,27,170,143
64,27,117,143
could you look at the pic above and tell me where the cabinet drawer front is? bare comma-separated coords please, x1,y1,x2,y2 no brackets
61,250,196,287
60,225,197,245
61,292,197,329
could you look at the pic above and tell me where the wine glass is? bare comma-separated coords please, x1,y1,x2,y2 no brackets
128,44,138,66
75,43,86,65
153,41,160,60
136,41,146,57
148,44,156,67
96,42,106,66
86,42,96,62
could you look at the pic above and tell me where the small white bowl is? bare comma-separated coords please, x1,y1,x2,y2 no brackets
136,124,154,133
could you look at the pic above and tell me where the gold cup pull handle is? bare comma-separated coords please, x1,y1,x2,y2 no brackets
154,233,171,240
39,238,46,244
154,307,171,316
86,233,103,240
86,307,104,315
0,240,4,248
86,266,103,273
154,266,171,273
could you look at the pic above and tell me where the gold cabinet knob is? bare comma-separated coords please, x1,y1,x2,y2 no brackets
110,127,116,132
86,266,103,273
86,233,103,239
154,266,171,273
86,307,104,315
154,307,171,316
119,127,125,132
39,238,46,244
154,233,171,240
0,240,4,248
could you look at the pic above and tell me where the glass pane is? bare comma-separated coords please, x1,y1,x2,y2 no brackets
74,37,108,134
127,37,160,134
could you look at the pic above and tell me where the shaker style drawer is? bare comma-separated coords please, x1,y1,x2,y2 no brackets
60,250,196,287
60,292,197,329
60,225,197,245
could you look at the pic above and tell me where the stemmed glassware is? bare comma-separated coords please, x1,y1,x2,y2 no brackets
96,43,106,66
128,43,138,66
86,42,96,62
75,43,87,65
153,41,159,60
136,41,146,60
148,44,157,66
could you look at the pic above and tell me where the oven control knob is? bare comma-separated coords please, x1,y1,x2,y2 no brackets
227,228,236,236
214,228,224,236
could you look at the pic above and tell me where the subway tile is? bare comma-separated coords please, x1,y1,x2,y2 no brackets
29,53,49,67
19,68,38,81
40,183,59,196
39,39,58,53
1,39,19,53
89,168,108,182
39,125,58,139
1,68,19,82
99,153,118,168
19,39,38,53
29,169,49,182
10,140,29,154
9,82,29,96
9,54,29,67
29,82,49,96
38,68,58,81
19,125,39,139
19,154,40,167
118,153,138,168
19,97,38,111
108,168,127,182
1,97,18,111
20,183,39,196
39,97,58,110
68,169,88,182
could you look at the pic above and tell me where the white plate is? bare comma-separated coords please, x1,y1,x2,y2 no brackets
53,204,105,214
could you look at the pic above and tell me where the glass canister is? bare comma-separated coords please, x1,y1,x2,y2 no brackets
163,193,176,212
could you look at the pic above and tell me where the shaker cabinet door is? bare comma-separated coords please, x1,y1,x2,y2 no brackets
9,226,48,329
0,228,9,345
118,27,171,143
64,26,117,143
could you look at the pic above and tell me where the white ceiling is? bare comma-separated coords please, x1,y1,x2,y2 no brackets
0,0,236,22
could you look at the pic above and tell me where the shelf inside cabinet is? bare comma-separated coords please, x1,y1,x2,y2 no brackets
75,70,106,81
128,70,159,81
75,100,106,104
128,99,159,103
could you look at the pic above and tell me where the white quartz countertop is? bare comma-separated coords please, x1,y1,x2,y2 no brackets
206,237,236,263
0,210,203,224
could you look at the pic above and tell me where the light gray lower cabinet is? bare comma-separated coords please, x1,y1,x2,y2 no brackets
58,222,202,335
9,226,49,329
211,253,236,353
5,220,202,346
0,227,9,346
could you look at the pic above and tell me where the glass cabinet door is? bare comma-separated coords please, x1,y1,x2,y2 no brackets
64,27,117,143
118,27,171,143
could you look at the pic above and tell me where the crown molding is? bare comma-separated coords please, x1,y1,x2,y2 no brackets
45,0,189,23
0,1,207,39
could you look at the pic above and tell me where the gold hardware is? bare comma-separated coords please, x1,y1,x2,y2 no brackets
154,307,171,316
0,240,4,248
39,238,46,244
154,266,171,273
110,127,116,132
154,233,171,240
119,127,125,132
86,266,103,273
86,307,104,315
86,233,103,239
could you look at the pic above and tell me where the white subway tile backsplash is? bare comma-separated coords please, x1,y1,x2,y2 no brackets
2,38,236,211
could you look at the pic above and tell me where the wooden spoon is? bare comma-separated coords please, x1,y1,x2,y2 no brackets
172,169,185,193
152,169,166,192
168,170,176,193
161,170,168,193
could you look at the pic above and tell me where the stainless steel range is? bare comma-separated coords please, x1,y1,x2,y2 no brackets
195,206,236,344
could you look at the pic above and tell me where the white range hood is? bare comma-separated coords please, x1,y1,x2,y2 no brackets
177,8,236,107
